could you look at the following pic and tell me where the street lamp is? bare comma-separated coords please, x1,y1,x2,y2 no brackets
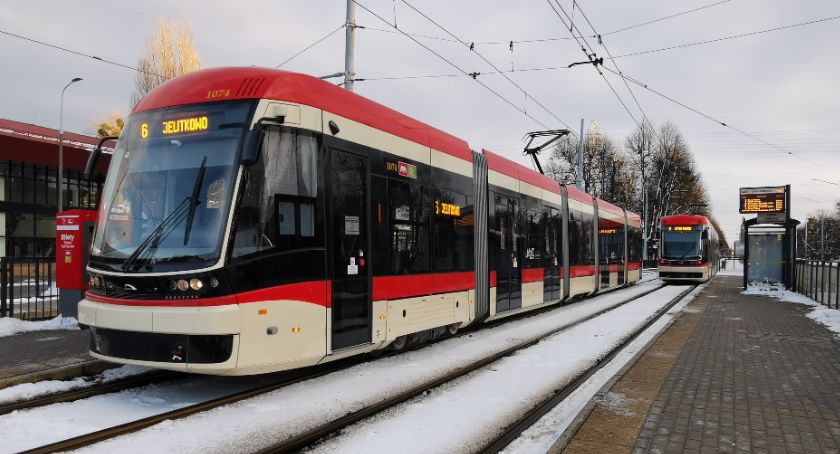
58,77,83,212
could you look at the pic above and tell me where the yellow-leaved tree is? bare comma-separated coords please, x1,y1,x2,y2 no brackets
92,17,202,138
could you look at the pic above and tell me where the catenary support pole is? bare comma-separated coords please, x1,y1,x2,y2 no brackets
344,0,356,92
576,118,584,190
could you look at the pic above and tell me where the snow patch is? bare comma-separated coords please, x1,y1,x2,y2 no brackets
0,316,78,338
742,283,840,336
598,392,638,417
0,365,150,405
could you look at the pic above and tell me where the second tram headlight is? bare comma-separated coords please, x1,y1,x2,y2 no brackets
189,278,203,291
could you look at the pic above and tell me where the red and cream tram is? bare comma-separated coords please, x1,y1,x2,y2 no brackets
658,215,719,283
79,67,643,375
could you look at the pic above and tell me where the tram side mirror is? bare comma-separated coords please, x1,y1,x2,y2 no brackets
701,230,709,240
242,114,283,166
242,125,266,166
85,136,118,179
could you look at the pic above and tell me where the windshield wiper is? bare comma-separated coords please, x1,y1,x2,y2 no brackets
183,156,207,245
122,157,209,272
121,199,190,272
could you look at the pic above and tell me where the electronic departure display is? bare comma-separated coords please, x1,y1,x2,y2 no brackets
739,186,786,213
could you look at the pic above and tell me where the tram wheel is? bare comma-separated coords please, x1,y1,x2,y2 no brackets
447,323,460,336
389,335,407,351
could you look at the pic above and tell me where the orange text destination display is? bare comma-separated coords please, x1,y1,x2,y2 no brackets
739,186,786,214
436,201,461,217
141,115,210,139
665,226,698,232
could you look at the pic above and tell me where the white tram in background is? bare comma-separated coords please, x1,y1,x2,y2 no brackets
658,215,720,283
79,67,643,375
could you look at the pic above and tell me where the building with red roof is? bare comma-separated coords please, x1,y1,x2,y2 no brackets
0,118,110,257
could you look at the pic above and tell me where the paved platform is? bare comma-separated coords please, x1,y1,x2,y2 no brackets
560,276,840,454
0,328,112,389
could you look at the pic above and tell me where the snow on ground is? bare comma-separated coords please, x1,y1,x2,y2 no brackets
61,280,663,454
503,284,705,453
0,365,151,405
0,315,77,338
308,285,696,454
718,259,744,276
743,282,840,335
0,372,290,453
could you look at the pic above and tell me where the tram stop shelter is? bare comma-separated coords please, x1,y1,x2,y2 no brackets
742,218,799,288
739,185,798,289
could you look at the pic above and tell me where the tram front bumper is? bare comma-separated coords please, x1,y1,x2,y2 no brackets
78,298,241,374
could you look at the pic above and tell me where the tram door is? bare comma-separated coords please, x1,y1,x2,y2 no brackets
544,207,562,302
494,193,522,313
329,149,371,350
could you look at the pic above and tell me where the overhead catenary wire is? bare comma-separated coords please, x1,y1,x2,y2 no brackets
545,0,641,129
603,0,734,36
571,1,657,137
362,0,737,46
352,0,552,130
399,0,576,133
276,24,345,68
356,64,572,81
600,66,823,166
608,14,840,59
0,28,164,78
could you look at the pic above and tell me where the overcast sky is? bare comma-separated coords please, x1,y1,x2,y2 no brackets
1,0,838,242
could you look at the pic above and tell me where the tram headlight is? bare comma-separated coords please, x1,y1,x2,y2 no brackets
176,279,190,291
189,278,203,291
93,276,102,288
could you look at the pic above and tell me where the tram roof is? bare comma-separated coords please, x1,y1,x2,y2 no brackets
133,67,472,162
661,214,711,226
482,149,561,195
596,198,626,218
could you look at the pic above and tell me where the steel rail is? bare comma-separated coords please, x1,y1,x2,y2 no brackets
479,284,699,453
0,370,181,416
20,278,661,454
257,283,669,453
18,358,359,454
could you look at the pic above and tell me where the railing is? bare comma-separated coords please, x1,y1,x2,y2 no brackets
795,260,840,309
0,257,58,320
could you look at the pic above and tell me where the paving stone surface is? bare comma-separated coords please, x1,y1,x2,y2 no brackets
0,329,107,387
562,276,840,454
633,277,840,454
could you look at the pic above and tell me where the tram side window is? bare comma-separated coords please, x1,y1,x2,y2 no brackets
433,189,473,272
569,208,595,266
568,210,581,266
628,226,642,262
231,127,320,258
580,211,595,264
389,180,430,274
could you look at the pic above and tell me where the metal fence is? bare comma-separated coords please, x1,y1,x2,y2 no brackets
0,257,58,320
795,260,840,309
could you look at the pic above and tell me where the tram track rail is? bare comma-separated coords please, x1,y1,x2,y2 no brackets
256,283,670,453
19,358,359,454
479,284,699,454
18,280,665,454
0,370,182,417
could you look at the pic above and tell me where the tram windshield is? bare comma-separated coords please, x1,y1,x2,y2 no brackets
660,226,702,260
90,101,254,272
